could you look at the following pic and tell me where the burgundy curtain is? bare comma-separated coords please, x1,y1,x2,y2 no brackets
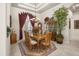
19,12,34,39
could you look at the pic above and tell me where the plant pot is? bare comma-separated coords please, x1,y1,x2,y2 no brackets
56,39,63,44
56,34,64,44
51,32,56,41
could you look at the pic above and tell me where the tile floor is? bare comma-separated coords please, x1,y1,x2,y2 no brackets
10,40,79,56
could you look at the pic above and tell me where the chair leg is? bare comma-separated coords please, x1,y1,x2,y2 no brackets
32,46,35,52
49,44,51,48
29,45,32,51
44,46,47,52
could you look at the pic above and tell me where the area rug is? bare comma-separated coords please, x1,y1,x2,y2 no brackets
18,40,56,56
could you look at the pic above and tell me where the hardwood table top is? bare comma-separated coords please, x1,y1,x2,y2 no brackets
30,34,46,41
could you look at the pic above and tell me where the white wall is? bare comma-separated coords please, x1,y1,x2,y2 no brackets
0,3,7,56
70,12,79,40
0,3,11,56
6,3,11,56
7,4,11,27
11,7,41,40
40,3,73,44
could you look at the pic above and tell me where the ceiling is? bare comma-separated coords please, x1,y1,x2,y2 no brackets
69,3,79,12
11,3,60,14
29,3,39,6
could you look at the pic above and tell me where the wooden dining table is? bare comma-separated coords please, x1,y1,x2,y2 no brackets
30,34,46,52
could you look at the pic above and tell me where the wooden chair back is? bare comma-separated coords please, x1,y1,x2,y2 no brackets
45,32,52,45
24,31,31,47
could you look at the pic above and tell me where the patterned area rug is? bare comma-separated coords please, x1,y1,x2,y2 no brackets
18,40,56,56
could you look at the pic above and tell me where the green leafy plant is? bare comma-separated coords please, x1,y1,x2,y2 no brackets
54,6,68,44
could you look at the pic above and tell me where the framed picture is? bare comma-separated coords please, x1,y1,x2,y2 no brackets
69,20,71,29
74,20,79,29
10,15,12,27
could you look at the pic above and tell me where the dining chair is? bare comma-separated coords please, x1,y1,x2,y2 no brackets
41,32,52,49
24,31,37,51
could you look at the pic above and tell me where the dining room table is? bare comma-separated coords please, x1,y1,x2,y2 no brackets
30,34,46,52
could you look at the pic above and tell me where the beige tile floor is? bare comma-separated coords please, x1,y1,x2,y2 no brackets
10,40,79,56
10,43,21,56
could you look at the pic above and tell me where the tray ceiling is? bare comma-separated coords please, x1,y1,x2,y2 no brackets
11,3,60,14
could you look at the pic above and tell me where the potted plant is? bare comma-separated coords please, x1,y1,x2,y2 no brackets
54,6,68,44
